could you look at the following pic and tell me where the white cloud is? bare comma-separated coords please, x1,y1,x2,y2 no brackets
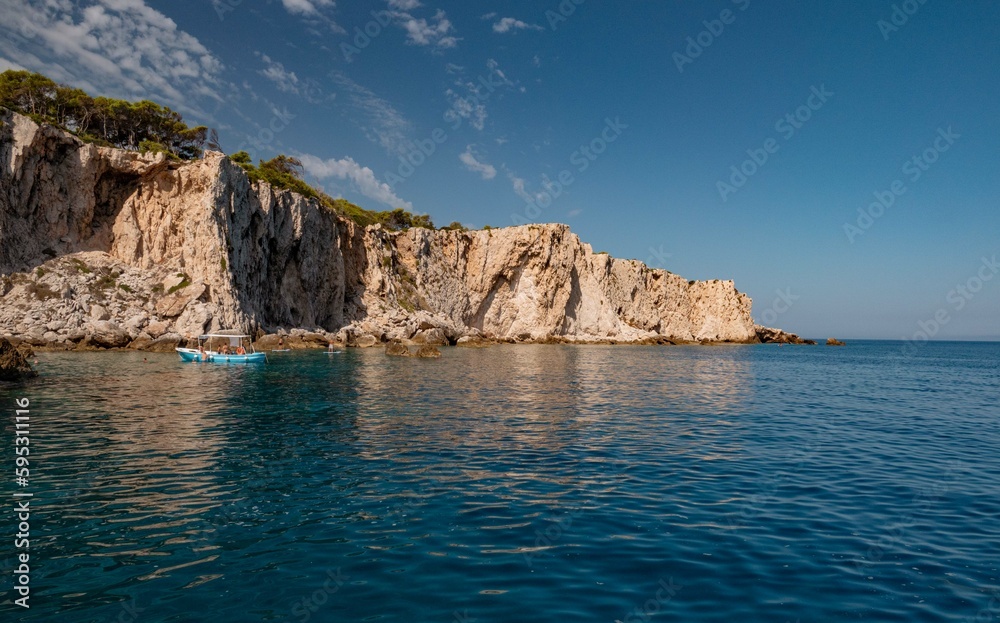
387,0,421,9
397,9,456,47
506,169,554,205
444,87,487,131
443,60,515,132
299,153,412,209
384,2,457,48
0,56,26,71
0,0,224,116
509,172,534,203
492,17,543,33
459,146,496,180
281,0,335,16
330,71,411,155
257,53,299,94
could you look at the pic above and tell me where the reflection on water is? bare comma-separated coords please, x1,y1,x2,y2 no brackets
2,343,999,623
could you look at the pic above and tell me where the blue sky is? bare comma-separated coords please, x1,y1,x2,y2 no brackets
1,0,998,339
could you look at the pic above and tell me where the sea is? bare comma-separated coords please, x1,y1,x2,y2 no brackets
1,341,998,622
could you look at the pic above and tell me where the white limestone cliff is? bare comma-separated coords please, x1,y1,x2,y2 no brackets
0,111,756,346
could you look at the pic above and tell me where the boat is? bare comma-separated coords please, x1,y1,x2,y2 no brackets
176,334,266,364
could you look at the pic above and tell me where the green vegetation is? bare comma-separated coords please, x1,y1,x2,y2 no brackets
92,270,119,291
2,70,442,231
35,267,46,278
68,258,91,274
26,281,59,300
168,273,191,294
230,151,434,231
441,221,467,232
118,283,133,293
0,70,207,159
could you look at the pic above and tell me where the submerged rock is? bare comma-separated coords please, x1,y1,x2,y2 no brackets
385,342,411,357
415,345,442,358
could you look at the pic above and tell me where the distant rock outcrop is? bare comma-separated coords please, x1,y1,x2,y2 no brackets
826,338,846,346
755,325,816,345
1,110,764,347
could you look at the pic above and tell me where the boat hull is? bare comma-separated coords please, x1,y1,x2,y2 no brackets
176,348,265,364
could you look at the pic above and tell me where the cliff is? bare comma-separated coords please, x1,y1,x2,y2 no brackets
0,110,757,347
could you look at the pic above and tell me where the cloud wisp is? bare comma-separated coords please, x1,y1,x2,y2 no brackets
459,146,497,180
299,153,413,209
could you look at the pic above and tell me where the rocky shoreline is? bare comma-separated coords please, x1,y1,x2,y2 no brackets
1,110,806,350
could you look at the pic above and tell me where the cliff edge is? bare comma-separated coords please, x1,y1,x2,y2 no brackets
0,111,757,347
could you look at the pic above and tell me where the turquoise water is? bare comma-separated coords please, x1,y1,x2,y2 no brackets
2,342,999,622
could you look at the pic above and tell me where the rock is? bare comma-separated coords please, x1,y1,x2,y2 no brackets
353,334,378,348
385,342,411,357
143,333,183,352
301,332,329,345
456,335,491,348
0,338,37,381
14,341,35,359
174,303,212,338
826,338,846,346
411,327,449,346
155,282,206,318
754,325,813,345
124,312,148,336
414,345,442,358
87,320,130,348
0,110,769,346
162,274,186,292
145,320,170,338
90,304,110,321
46,320,65,332
128,335,153,350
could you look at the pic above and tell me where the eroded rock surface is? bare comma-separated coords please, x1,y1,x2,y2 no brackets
2,111,763,347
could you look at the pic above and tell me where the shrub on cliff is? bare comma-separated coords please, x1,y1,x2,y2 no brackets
229,152,434,231
0,70,207,159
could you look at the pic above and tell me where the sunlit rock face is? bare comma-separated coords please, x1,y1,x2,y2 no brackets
0,110,756,345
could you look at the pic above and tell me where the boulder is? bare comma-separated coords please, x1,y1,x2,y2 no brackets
124,312,149,338
162,274,186,292
155,282,206,318
414,345,442,358
411,327,449,346
385,342,411,357
14,342,35,359
90,304,110,321
353,334,379,348
174,303,212,338
826,338,846,346
456,335,490,348
145,320,170,338
143,333,183,352
0,338,37,381
88,320,130,348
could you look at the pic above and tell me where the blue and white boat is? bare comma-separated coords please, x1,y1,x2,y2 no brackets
176,334,266,364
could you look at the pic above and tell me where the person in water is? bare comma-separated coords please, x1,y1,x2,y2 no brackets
328,341,335,352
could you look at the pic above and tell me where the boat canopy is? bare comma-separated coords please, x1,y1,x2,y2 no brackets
198,334,250,346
